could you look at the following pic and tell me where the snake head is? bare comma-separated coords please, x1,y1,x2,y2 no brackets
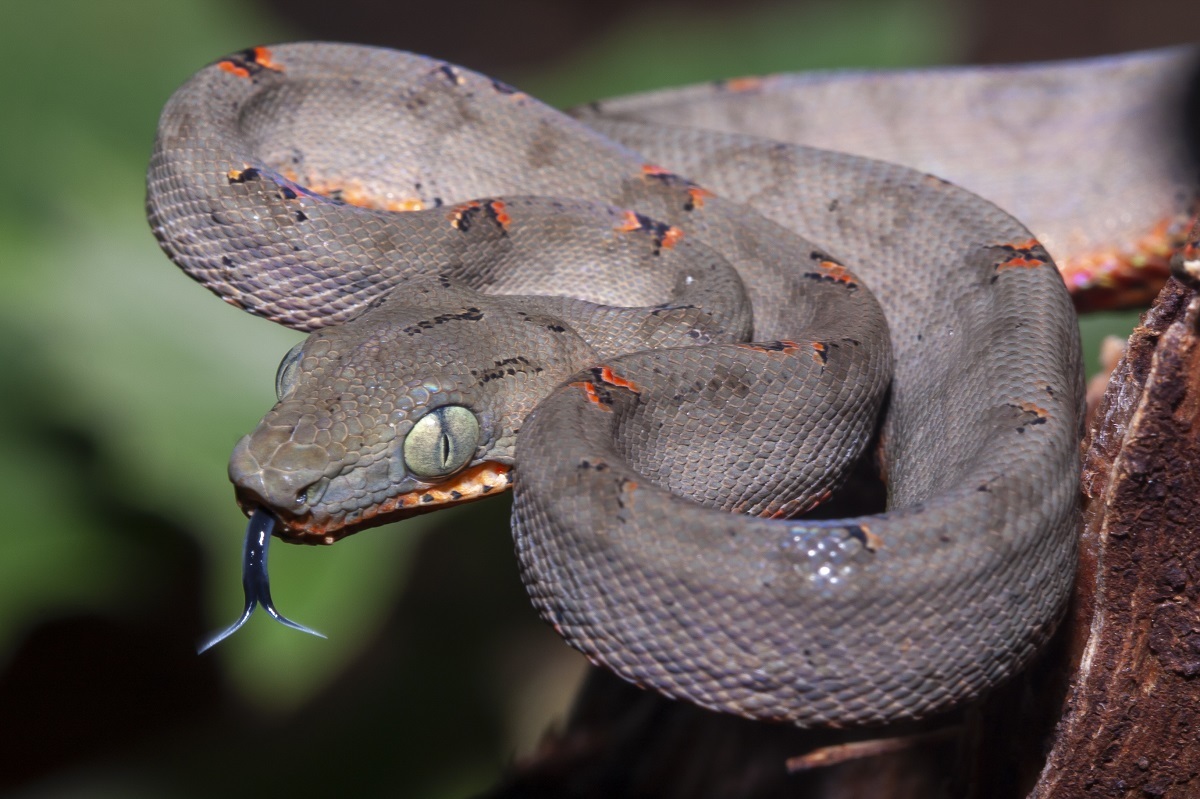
229,278,595,543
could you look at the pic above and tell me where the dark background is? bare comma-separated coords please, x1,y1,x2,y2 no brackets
1,1,1196,796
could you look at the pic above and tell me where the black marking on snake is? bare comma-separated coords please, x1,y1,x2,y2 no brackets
803,273,858,289
651,303,698,316
228,167,262,184
452,202,508,236
197,507,326,653
221,256,233,267
401,307,484,335
754,340,798,352
420,493,435,503
578,459,609,472
450,490,463,500
220,49,277,78
295,210,307,222
844,524,883,552
545,323,567,333
403,94,430,112
988,240,1051,282
1006,402,1049,434
644,168,698,189
475,356,543,383
492,78,520,94
623,211,677,255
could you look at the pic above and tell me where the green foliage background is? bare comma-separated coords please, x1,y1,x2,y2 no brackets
0,1,1141,796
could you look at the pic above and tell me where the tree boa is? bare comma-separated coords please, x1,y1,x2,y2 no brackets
146,42,1198,725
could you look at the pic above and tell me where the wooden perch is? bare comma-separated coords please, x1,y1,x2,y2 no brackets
1027,268,1200,797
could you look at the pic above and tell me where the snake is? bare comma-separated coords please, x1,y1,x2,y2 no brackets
146,42,1199,725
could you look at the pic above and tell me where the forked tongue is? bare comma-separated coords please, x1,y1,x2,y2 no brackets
198,507,326,653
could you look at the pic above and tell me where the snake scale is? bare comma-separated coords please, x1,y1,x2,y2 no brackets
147,42,1198,726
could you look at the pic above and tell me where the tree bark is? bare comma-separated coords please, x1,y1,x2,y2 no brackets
1027,269,1200,798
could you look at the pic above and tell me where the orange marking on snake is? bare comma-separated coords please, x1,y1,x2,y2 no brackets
218,61,250,78
269,462,511,542
1060,215,1188,312
217,46,284,79
570,381,612,411
616,210,643,233
811,342,828,364
449,200,482,229
250,47,284,71
723,76,765,92
852,523,884,552
596,366,641,393
615,210,681,251
489,200,511,229
1017,401,1049,419
301,177,425,211
818,260,857,286
770,488,833,518
687,186,715,209
995,239,1051,271
642,164,672,177
736,340,801,355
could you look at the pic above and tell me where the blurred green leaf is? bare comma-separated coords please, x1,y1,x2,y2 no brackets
0,0,424,711
516,0,967,105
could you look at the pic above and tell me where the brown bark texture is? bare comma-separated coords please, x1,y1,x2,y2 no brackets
1028,269,1200,798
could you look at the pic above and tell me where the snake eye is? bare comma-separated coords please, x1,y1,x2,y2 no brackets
403,405,480,479
275,342,306,401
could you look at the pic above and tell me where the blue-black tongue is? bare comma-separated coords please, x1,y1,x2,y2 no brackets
197,507,326,653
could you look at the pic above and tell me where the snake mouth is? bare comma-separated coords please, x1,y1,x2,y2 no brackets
237,461,514,544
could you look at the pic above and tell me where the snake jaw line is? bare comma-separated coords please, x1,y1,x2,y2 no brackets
236,460,515,544
197,507,326,653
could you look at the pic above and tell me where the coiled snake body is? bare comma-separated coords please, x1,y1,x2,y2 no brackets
147,43,1198,725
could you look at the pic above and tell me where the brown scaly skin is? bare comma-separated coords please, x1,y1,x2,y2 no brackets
149,43,1198,726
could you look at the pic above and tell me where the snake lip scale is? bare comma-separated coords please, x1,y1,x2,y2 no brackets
144,40,1192,727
